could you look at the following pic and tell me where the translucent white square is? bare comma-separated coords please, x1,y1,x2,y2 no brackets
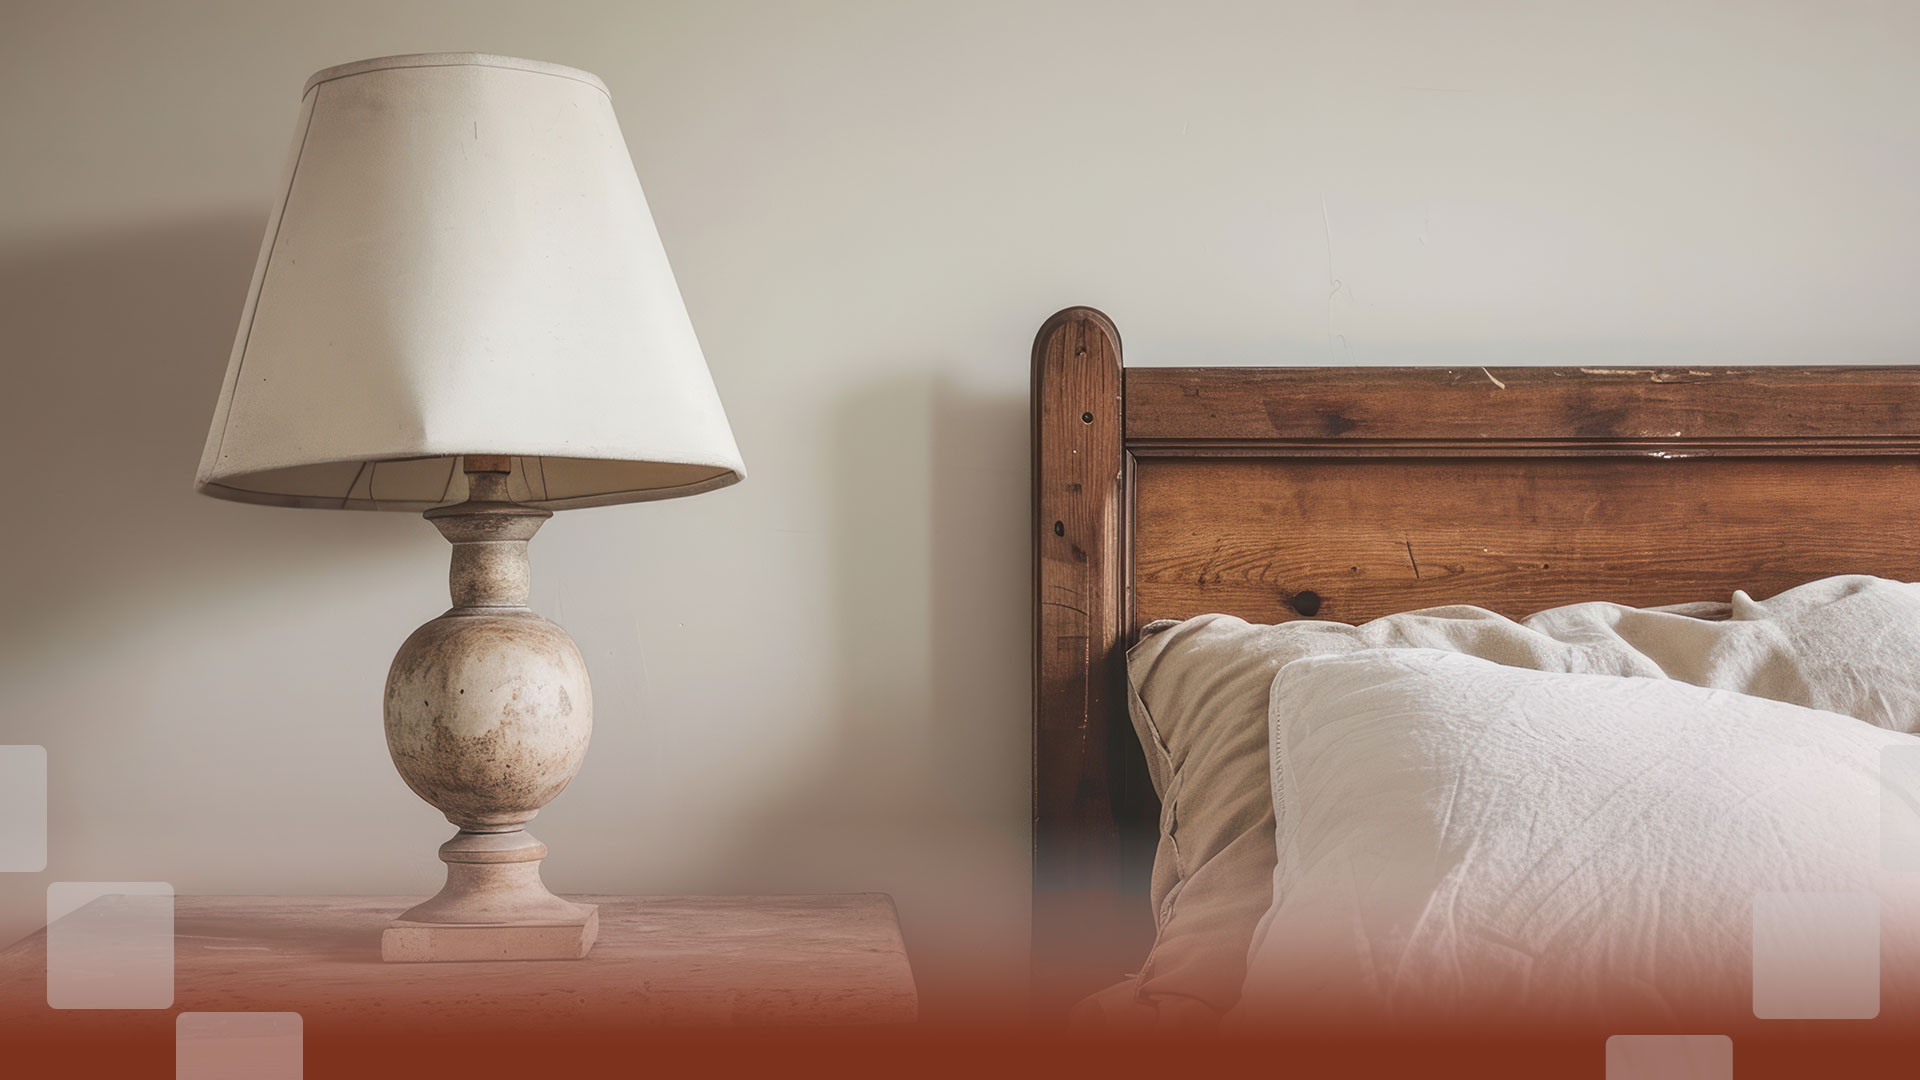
1752,891,1879,1019
0,745,48,872
1605,1035,1732,1080
177,1012,303,1080
1882,746,1920,872
46,881,173,1009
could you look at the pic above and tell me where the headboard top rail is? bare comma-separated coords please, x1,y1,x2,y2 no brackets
1126,363,1920,447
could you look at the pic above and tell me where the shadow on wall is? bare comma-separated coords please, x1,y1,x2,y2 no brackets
707,372,1032,1021
0,215,445,949
0,215,424,685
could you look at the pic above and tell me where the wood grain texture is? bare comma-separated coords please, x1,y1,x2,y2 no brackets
1031,307,1125,895
0,894,916,1036
1134,456,1920,629
1126,365,1920,444
1032,307,1151,1015
1032,311,1920,1018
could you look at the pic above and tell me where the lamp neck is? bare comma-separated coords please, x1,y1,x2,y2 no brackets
423,457,552,609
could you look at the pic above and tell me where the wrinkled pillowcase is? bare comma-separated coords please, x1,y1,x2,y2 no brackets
1122,575,1920,1018
1234,649,1920,1026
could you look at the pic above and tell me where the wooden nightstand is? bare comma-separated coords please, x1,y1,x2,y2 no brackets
0,893,917,1061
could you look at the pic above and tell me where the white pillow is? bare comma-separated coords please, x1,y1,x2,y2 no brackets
1234,649,1920,1027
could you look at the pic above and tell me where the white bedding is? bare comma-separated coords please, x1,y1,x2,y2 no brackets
1234,649,1920,1027
1112,575,1920,1023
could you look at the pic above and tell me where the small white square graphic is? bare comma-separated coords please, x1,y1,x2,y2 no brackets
1752,891,1879,1019
0,746,48,872
177,1012,303,1080
1882,746,1920,872
46,881,173,1009
1605,1035,1732,1080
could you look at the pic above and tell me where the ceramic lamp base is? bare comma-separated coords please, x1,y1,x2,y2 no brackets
379,457,597,963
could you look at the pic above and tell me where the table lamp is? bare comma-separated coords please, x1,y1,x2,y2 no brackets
196,54,744,962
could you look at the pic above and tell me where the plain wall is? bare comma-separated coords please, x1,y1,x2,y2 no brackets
3,0,1918,1014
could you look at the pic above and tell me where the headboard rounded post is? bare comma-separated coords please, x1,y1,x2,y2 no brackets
1031,306,1143,1014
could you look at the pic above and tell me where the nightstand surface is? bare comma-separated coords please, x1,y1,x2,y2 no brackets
0,894,917,1035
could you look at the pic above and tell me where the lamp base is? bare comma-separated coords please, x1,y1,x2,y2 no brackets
380,457,598,963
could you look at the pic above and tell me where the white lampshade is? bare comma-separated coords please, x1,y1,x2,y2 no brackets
197,53,744,511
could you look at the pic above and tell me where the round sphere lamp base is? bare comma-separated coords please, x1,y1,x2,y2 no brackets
378,458,598,962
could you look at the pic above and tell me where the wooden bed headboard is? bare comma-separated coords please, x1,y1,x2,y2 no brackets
1030,305,1920,1014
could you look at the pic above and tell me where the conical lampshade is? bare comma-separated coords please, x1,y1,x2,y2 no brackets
196,53,744,511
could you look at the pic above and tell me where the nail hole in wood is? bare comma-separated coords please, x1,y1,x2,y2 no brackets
1053,521,1065,536
1082,412,1094,424
1291,590,1323,617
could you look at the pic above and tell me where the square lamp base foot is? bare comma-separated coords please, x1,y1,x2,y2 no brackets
381,906,599,963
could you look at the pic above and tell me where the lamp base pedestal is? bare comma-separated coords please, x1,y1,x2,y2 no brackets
381,829,598,963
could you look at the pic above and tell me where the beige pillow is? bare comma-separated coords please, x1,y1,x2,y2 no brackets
1122,575,1920,1020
